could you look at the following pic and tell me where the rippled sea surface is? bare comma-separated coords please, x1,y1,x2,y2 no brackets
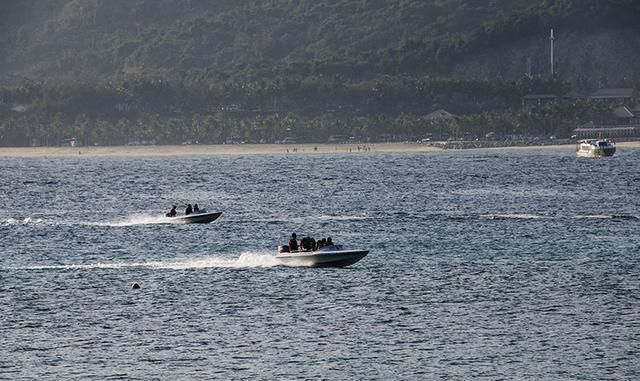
1,147,640,380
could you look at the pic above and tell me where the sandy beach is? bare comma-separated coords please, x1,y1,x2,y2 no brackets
0,143,439,157
0,141,638,157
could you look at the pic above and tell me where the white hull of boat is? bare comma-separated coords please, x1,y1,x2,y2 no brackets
169,211,222,224
576,139,616,157
276,249,369,268
576,148,616,157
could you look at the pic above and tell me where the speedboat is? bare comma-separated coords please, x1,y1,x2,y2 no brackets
576,139,616,157
275,245,369,267
168,210,222,224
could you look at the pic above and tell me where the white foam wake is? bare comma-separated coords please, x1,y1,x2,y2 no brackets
574,214,612,220
88,214,175,227
146,252,281,269
5,252,281,271
244,214,370,224
2,217,45,225
481,213,545,220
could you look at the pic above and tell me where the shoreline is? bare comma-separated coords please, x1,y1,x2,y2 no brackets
0,143,437,157
0,141,638,157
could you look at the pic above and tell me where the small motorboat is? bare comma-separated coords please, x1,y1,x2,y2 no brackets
168,210,222,224
576,138,616,157
275,244,369,268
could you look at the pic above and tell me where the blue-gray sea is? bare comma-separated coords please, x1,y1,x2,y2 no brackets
1,147,639,380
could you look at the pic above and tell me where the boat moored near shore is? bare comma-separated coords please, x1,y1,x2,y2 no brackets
576,139,616,157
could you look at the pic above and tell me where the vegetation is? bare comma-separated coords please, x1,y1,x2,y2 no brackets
0,0,639,146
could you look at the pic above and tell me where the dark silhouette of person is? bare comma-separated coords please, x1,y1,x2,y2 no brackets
185,204,193,215
193,204,199,213
166,206,177,217
326,237,333,246
288,233,298,251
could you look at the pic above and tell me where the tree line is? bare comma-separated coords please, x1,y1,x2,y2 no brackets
1,0,638,146
0,75,626,147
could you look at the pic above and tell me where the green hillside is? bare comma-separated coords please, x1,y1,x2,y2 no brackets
4,0,639,82
0,0,639,146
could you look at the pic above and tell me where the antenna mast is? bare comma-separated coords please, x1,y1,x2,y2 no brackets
550,28,555,76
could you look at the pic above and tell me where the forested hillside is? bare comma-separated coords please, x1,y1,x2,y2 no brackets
1,0,639,146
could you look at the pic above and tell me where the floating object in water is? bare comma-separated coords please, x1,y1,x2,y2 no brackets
131,283,141,289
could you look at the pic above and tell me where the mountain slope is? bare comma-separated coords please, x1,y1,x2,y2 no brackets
1,0,639,147
8,0,638,84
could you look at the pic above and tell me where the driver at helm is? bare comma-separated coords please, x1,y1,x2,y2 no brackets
288,232,299,251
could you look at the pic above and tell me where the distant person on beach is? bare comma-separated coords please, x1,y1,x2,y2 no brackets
185,204,193,215
289,233,298,251
166,206,177,217
193,204,199,213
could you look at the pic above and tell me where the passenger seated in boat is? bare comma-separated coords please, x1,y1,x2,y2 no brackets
288,233,298,251
193,204,199,213
300,236,316,251
185,204,193,215
316,238,326,250
326,237,333,247
166,205,177,217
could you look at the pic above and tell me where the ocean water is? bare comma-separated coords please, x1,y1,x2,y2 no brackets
1,147,639,380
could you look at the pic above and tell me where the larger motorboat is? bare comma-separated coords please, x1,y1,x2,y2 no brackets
275,244,369,268
167,210,222,224
576,139,616,157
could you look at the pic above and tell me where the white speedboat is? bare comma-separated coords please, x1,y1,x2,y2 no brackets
275,245,369,267
576,139,616,157
168,210,222,224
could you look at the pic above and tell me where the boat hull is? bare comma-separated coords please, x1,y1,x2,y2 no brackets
275,249,369,268
576,147,616,157
576,139,616,157
171,211,222,224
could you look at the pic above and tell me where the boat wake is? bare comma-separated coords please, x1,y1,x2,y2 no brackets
233,214,371,224
1,217,45,225
88,214,176,227
2,214,174,227
574,214,639,221
446,213,638,222
480,213,546,220
5,252,281,271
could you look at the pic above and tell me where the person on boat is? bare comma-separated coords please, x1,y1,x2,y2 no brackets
166,205,177,217
301,236,315,251
185,204,193,215
326,237,333,247
193,204,199,213
288,233,298,251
